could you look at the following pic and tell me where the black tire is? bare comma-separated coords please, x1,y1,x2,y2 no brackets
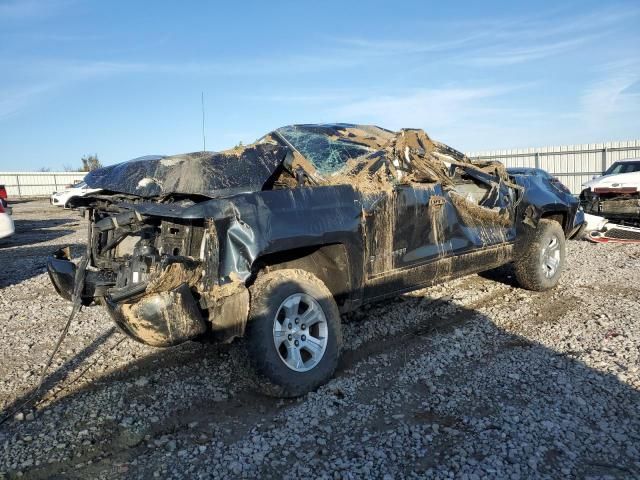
241,269,342,398
514,219,566,291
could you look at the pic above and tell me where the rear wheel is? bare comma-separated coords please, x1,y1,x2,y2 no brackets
241,269,342,397
514,219,566,291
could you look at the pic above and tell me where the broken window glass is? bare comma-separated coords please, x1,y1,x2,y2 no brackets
276,125,373,175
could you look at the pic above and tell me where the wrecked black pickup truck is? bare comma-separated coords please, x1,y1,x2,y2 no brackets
48,124,585,397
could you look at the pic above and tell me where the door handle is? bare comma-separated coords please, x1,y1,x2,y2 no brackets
429,196,445,208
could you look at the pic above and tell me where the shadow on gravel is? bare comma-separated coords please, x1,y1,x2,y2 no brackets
13,218,76,230
477,263,520,287
0,242,84,287
2,294,639,479
4,199,40,205
1,328,118,423
0,229,77,249
1,218,80,247
480,239,587,288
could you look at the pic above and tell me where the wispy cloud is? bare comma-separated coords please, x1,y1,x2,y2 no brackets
334,6,639,68
463,6,637,43
0,53,372,119
2,3,638,132
0,0,72,20
0,60,147,119
247,92,356,104
466,35,600,67
0,31,107,42
0,83,57,119
0,0,42,19
580,60,640,119
452,7,638,67
333,33,486,56
328,84,530,130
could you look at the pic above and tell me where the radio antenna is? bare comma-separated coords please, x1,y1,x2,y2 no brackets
201,91,206,151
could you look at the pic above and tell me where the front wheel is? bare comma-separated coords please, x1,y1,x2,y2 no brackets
242,269,342,397
514,219,566,291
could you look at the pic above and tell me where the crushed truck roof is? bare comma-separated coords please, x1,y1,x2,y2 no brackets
84,123,509,198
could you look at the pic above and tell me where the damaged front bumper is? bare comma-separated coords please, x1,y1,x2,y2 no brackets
47,248,107,303
47,247,248,348
581,189,640,226
105,283,207,347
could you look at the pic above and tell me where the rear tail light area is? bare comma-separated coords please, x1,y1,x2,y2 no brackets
0,186,7,200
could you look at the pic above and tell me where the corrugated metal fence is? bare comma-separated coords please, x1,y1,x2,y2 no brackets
0,172,86,197
467,140,640,195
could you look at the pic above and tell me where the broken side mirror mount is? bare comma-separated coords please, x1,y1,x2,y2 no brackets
283,150,295,173
295,167,307,187
283,150,321,187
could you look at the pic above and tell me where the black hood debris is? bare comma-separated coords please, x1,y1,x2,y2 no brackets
84,143,289,198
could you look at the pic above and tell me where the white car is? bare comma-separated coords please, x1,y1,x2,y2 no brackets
50,181,102,208
582,158,640,192
580,158,640,226
0,203,14,239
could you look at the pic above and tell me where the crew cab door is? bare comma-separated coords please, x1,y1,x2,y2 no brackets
444,165,517,254
366,168,516,273
363,164,517,301
363,183,456,298
392,183,453,269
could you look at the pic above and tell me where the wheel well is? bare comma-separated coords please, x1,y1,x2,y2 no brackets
540,211,567,231
252,244,351,307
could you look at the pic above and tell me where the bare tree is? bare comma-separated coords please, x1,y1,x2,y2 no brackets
37,167,51,172
80,154,103,172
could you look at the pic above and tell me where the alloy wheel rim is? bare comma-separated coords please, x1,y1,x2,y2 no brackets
541,235,561,278
272,293,328,372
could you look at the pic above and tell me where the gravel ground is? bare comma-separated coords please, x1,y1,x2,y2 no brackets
0,199,639,479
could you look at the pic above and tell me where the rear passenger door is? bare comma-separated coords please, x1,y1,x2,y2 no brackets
363,165,517,300
388,167,516,271
444,166,517,255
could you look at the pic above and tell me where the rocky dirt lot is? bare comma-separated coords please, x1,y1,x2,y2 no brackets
0,199,639,479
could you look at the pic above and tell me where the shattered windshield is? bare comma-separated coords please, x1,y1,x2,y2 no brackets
276,124,392,175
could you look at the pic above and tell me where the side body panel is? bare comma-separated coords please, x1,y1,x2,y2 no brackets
511,174,581,234
99,171,581,317
131,185,367,307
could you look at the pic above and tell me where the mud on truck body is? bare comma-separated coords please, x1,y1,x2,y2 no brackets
48,124,585,397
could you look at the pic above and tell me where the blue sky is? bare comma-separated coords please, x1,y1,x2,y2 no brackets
1,0,639,171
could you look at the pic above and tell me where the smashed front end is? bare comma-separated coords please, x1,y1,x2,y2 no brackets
47,201,249,347
45,145,291,348
580,187,640,227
